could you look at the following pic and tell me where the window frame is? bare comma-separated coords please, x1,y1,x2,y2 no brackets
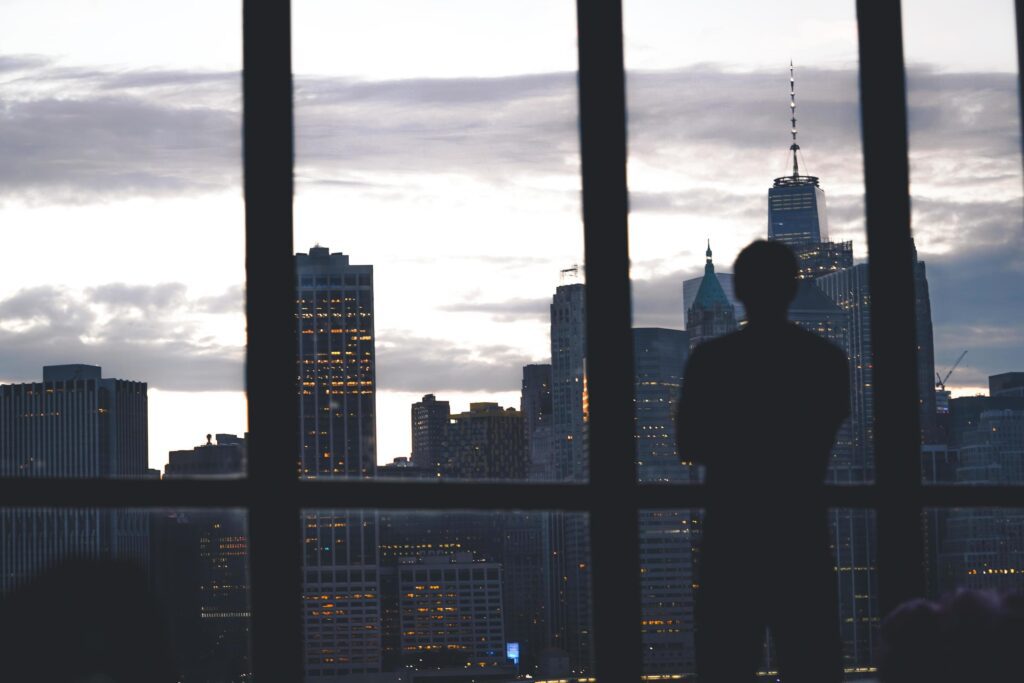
1,1,1023,681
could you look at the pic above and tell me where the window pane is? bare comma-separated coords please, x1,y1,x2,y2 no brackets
291,1,584,483
0,1,247,478
902,0,1024,483
925,507,1024,596
301,510,592,680
623,0,890,486
639,508,878,681
0,508,251,681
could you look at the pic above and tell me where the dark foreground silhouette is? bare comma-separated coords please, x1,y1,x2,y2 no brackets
677,240,848,682
0,557,175,683
880,590,1024,683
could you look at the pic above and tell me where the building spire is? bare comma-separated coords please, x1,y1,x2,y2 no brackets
705,239,715,273
789,60,800,177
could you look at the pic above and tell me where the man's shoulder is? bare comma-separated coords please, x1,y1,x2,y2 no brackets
688,331,743,364
787,324,846,360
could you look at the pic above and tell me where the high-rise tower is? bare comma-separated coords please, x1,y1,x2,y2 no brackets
295,246,382,677
548,277,593,673
768,62,830,247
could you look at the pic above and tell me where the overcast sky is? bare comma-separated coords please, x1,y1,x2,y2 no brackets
0,0,1020,470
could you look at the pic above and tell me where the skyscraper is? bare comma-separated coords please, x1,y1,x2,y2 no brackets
296,246,377,479
913,243,939,444
410,393,450,472
0,364,149,594
633,329,698,676
295,246,381,678
767,63,829,247
764,67,885,671
686,243,738,349
548,278,593,673
521,364,553,481
550,281,587,482
634,328,691,483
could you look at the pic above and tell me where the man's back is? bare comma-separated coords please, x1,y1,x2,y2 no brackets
678,320,849,496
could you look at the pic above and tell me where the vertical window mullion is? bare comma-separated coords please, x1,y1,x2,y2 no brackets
243,1,304,682
854,0,927,614
1016,0,1024,185
575,1,643,681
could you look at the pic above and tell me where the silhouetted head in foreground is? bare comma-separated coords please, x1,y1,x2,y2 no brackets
879,589,1024,683
734,240,799,323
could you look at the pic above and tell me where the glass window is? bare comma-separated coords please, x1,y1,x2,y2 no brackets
0,508,251,680
902,0,1024,483
623,0,874,486
291,0,584,483
0,0,247,479
302,509,592,679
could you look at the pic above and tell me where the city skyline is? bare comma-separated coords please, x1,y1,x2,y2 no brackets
1,0,1021,469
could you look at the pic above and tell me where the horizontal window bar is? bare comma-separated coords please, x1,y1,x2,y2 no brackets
2,479,1024,509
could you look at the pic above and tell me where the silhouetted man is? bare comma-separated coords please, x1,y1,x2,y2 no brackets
677,240,848,682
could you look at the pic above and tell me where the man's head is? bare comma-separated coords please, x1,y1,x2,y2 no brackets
734,240,799,322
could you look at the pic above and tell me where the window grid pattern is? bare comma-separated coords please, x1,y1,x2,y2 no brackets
0,2,1021,682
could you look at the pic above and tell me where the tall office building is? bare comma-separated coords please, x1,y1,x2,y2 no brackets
548,279,593,673
633,329,698,675
763,69,886,671
0,364,149,594
634,328,690,483
296,246,377,479
767,64,828,246
791,240,853,280
550,282,587,482
913,244,939,443
686,243,737,349
295,246,381,679
816,264,874,479
521,364,554,481
410,394,450,472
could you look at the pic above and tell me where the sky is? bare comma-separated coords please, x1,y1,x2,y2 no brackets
0,0,1021,471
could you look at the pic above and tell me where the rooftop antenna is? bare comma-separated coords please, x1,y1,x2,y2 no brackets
789,59,800,177
559,264,583,283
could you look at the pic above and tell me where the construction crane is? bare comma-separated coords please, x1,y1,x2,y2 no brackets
935,349,968,391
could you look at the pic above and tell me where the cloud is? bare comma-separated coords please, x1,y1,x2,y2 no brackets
377,331,538,393
1,55,1019,214
630,269,695,330
439,297,549,322
0,55,240,202
86,282,188,311
193,284,244,314
923,234,1024,389
0,284,243,391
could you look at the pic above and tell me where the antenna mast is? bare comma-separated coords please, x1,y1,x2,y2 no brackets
790,60,800,177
